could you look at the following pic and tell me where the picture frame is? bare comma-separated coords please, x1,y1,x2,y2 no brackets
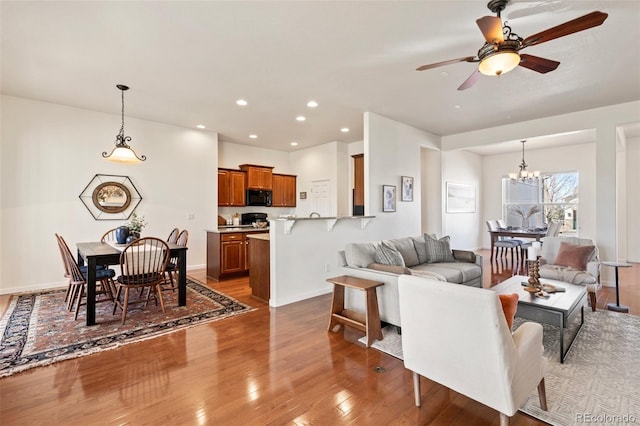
79,174,142,220
382,185,396,212
401,176,413,202
446,182,476,213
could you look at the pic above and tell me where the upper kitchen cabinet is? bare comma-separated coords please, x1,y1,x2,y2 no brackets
218,168,246,206
240,164,273,190
272,173,297,207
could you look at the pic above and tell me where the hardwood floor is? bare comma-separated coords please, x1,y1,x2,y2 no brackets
0,252,637,425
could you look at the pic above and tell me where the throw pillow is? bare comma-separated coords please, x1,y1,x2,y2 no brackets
374,243,405,266
555,242,595,270
424,234,455,263
499,293,518,329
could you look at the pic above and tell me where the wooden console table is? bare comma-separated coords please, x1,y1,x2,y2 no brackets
326,275,383,347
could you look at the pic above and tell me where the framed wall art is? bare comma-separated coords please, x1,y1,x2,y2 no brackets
446,182,476,213
401,176,413,201
382,185,396,212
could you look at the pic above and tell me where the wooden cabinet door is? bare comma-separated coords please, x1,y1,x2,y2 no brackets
229,171,246,206
221,234,245,274
218,169,230,206
272,174,285,206
272,174,296,207
259,168,273,189
283,175,296,207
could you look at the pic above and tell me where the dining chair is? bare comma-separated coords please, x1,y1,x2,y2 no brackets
112,237,171,324
101,227,119,243
167,228,179,244
56,234,116,319
486,221,520,264
162,230,189,292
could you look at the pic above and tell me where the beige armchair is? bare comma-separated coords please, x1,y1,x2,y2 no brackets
398,275,548,425
538,236,600,310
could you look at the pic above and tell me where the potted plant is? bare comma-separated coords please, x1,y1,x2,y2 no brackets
125,211,147,243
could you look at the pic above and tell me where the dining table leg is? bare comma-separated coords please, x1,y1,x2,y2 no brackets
178,250,187,306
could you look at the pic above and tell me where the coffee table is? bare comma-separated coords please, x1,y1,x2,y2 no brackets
492,275,587,363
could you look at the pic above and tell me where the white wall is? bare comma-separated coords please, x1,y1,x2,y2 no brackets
0,95,218,294
420,148,442,237
626,136,640,262
441,150,483,250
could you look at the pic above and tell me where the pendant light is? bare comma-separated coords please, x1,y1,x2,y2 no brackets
509,140,540,182
102,84,146,164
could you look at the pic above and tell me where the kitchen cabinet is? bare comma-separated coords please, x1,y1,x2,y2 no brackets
207,231,268,280
218,169,246,206
272,173,297,207
239,164,273,190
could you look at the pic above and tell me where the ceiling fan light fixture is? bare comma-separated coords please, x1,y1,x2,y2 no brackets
478,50,521,76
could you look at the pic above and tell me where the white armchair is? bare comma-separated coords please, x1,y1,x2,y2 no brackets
398,275,548,425
539,236,600,311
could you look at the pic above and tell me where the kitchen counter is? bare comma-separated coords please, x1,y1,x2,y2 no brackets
208,226,270,233
246,233,269,241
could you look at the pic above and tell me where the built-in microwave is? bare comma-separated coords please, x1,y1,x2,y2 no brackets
246,189,272,207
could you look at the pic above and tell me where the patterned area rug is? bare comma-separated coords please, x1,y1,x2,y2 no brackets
362,310,640,425
0,278,255,378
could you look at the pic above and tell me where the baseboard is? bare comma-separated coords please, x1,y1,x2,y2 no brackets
1,281,67,295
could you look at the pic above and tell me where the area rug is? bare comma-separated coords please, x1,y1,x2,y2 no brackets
0,278,255,378
361,310,640,425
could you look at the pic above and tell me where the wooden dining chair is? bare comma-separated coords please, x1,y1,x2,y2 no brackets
101,227,119,243
162,230,189,292
112,237,171,324
167,228,179,244
56,234,116,319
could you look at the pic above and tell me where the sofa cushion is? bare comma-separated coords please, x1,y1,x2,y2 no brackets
374,243,405,266
555,242,595,271
409,269,447,282
386,237,420,267
367,262,411,275
344,242,377,268
410,263,462,283
424,234,456,263
499,294,518,329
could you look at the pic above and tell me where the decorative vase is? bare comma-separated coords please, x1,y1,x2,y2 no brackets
125,235,136,244
115,226,129,244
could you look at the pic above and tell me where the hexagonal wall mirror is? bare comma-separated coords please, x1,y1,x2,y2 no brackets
79,174,142,220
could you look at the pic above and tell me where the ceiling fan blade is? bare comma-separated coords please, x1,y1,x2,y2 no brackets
457,70,482,91
519,54,560,74
476,16,504,44
416,56,477,71
522,11,608,48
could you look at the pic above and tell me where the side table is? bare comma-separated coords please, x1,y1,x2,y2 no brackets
326,275,383,347
602,261,632,313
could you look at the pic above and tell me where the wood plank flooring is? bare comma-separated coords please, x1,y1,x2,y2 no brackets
0,250,637,425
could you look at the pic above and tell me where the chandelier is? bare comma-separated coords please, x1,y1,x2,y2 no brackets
509,140,540,182
102,84,146,164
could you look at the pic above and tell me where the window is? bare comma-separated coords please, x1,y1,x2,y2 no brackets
502,171,578,235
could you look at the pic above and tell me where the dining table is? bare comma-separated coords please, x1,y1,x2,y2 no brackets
77,241,188,326
489,228,547,261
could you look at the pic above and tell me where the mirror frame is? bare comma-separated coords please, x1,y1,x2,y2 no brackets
79,174,142,220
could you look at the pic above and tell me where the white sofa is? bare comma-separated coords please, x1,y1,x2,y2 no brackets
538,236,600,310
337,234,482,327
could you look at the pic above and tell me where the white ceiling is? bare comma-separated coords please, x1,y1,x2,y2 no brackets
2,1,639,154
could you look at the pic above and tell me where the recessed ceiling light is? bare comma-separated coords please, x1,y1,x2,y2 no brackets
290,141,299,146
440,71,449,77
296,115,306,122
307,100,318,108
249,134,257,139
196,124,206,129
236,99,248,106
454,105,461,109
340,127,350,133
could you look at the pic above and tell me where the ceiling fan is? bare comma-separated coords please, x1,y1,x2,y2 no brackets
416,0,608,90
